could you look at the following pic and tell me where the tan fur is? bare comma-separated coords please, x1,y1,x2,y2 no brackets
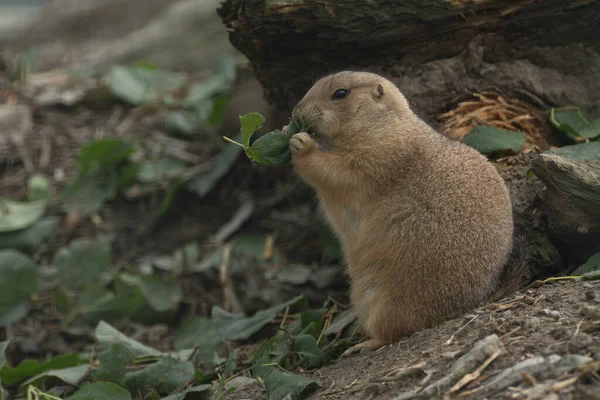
289,71,514,352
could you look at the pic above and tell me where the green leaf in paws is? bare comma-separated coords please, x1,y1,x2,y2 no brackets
240,112,266,147
246,129,292,166
224,113,311,166
284,119,303,135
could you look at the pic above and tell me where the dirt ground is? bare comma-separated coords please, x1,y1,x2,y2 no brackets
2,4,600,400
3,64,598,400
229,280,600,400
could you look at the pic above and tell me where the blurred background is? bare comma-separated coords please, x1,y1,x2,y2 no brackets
1,1,599,399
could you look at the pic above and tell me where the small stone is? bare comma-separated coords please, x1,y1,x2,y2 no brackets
550,326,569,340
523,316,541,331
441,350,461,359
0,104,32,144
537,309,560,319
579,305,600,320
584,289,596,301
224,376,259,391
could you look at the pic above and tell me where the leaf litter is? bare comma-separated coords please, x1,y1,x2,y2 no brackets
1,55,600,400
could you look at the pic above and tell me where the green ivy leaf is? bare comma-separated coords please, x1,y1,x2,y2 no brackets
160,384,212,400
136,158,188,183
0,217,59,253
120,273,182,313
1,353,82,387
549,106,590,139
579,118,600,140
285,120,302,135
65,278,145,325
78,138,136,173
224,114,311,166
212,295,305,341
60,177,116,217
207,95,229,126
92,321,161,384
106,66,186,106
0,250,38,327
21,364,91,389
574,252,600,275
547,142,600,160
583,270,600,281
174,317,224,369
0,174,50,233
166,111,201,136
61,138,138,216
294,334,326,368
183,54,236,109
66,284,118,325
246,129,292,166
55,238,112,289
66,381,133,400
320,227,342,262
0,198,48,233
463,126,526,156
123,357,194,396
27,174,51,201
263,368,319,400
240,113,266,147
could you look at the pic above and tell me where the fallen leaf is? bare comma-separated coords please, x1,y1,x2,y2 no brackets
212,295,305,341
66,381,132,400
55,238,112,289
123,357,195,396
0,217,59,253
0,250,38,327
547,142,600,160
463,126,526,156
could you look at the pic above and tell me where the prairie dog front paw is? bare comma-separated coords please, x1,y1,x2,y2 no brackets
289,133,315,158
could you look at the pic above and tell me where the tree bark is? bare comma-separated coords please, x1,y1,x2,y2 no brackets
218,0,600,122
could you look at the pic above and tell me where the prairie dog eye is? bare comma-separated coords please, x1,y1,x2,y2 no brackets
331,88,350,100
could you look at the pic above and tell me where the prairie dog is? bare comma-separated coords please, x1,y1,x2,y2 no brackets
289,71,514,354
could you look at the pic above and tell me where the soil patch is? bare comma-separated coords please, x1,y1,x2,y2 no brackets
230,280,600,400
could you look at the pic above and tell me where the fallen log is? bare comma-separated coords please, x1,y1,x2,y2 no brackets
218,0,600,121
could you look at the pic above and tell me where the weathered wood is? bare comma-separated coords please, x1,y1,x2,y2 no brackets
532,154,600,268
219,0,600,121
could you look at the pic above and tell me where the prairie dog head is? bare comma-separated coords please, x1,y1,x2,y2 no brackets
292,71,412,149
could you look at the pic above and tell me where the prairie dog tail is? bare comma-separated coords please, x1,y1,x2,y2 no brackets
491,226,531,302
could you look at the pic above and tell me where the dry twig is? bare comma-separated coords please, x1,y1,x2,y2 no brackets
450,349,501,393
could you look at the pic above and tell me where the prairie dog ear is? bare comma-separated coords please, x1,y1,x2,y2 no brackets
373,84,384,101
